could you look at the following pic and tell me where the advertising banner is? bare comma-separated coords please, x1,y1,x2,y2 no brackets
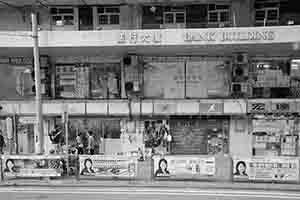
233,157,300,182
79,155,137,178
1,155,64,178
153,155,215,179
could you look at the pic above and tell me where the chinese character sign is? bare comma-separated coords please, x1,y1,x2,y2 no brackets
233,157,300,182
153,155,215,179
79,155,137,178
118,31,162,45
2,155,64,178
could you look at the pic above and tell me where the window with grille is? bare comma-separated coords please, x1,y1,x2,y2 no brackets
51,7,74,26
98,6,120,25
163,6,186,24
208,4,230,24
255,1,280,26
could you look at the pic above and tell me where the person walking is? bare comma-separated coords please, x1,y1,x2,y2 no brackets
0,130,5,154
87,131,96,155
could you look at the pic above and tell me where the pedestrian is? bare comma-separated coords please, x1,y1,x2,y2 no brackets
76,132,84,155
49,125,63,154
0,130,5,154
87,131,96,155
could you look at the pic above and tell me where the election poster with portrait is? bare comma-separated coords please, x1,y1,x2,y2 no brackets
1,155,64,178
233,157,300,182
153,155,215,179
79,155,138,178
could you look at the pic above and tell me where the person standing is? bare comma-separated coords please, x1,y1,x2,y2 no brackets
87,131,96,155
76,132,84,155
0,130,5,154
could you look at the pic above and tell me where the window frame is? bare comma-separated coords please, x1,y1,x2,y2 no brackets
208,4,230,24
50,7,75,26
97,6,120,25
255,7,279,25
163,7,186,24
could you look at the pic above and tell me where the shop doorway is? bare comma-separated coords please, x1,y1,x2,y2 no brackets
79,6,93,30
17,123,35,154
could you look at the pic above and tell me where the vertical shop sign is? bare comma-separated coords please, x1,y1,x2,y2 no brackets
233,157,300,182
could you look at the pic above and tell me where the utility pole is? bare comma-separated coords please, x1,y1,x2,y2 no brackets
31,12,43,154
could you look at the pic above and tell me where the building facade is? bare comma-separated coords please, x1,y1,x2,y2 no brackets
0,0,300,181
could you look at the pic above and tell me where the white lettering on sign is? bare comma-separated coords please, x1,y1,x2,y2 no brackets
118,32,162,44
184,30,275,43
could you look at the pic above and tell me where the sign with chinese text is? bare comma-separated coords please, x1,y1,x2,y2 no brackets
233,157,299,182
79,155,137,178
153,155,215,179
1,155,64,178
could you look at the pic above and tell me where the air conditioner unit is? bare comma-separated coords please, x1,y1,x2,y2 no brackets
233,65,249,77
234,53,248,64
231,82,248,94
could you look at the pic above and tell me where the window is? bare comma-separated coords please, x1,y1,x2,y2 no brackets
51,7,74,26
255,1,280,26
208,4,230,24
97,6,120,25
163,6,186,24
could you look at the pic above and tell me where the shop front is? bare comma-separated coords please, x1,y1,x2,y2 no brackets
233,100,300,183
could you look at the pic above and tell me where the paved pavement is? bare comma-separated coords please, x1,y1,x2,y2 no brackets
1,186,300,200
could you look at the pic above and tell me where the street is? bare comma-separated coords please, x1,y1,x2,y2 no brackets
1,186,300,200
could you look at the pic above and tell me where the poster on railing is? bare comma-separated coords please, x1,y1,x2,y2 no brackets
153,155,215,179
79,155,137,177
1,155,64,177
233,157,300,182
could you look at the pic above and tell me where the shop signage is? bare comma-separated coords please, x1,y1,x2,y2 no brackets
18,117,36,124
9,57,33,65
1,155,63,178
79,155,137,178
250,103,267,113
233,157,300,182
271,102,290,113
118,31,162,44
199,103,223,114
184,30,275,43
154,102,177,114
153,155,215,179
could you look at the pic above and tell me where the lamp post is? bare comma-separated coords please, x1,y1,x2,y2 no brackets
31,12,43,154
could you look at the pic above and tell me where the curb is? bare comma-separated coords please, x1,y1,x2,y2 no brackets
1,180,300,192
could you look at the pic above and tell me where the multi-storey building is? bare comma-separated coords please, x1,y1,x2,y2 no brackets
0,0,300,181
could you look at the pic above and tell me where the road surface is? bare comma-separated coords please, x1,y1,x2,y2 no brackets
1,186,300,200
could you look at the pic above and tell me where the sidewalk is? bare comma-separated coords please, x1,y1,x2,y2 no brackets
1,178,300,192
